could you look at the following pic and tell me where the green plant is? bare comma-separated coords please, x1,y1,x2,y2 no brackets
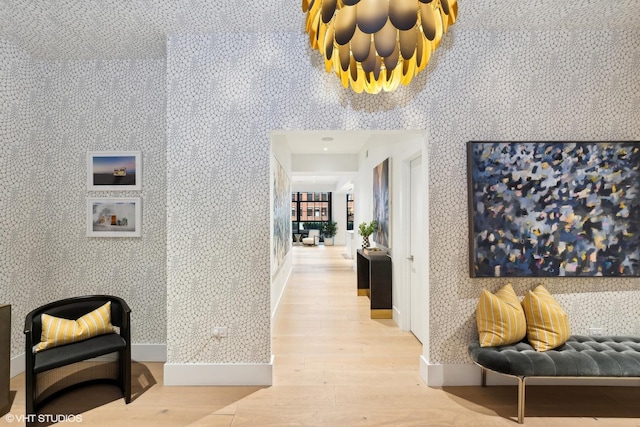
358,221,377,237
322,221,338,238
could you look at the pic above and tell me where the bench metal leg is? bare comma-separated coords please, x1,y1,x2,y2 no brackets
481,367,487,387
517,377,526,424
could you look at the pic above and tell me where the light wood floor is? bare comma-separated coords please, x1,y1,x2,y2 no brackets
4,245,640,426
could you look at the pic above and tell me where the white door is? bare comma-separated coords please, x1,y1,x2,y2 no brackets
409,156,426,343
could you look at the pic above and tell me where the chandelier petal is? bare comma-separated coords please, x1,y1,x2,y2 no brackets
321,0,337,24
334,6,357,45
389,0,418,31
419,2,437,41
441,0,450,16
350,27,372,62
447,0,458,26
356,0,389,34
339,43,351,72
399,28,418,60
361,41,378,73
324,20,336,59
374,19,398,57
416,33,430,71
383,44,400,71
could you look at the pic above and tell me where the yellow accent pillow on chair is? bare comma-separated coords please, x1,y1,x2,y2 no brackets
522,285,571,352
477,283,527,347
35,301,116,353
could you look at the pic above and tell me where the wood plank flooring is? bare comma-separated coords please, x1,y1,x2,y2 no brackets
3,245,640,426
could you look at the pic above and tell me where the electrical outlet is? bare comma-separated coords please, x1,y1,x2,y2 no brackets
212,326,228,338
589,327,604,336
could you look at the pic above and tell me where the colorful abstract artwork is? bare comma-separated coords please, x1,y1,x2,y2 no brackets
468,142,640,277
373,158,390,248
273,158,291,276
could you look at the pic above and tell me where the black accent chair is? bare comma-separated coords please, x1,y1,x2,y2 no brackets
24,295,131,422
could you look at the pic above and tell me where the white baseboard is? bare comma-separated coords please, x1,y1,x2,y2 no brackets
10,343,168,378
132,344,167,362
10,353,24,378
164,355,274,386
424,362,640,387
424,362,481,386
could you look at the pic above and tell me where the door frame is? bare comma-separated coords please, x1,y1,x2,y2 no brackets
400,138,430,357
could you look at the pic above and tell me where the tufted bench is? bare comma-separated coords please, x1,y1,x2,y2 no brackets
468,335,640,423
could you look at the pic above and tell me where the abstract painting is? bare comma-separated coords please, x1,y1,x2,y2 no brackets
468,142,640,277
273,158,291,276
373,158,390,248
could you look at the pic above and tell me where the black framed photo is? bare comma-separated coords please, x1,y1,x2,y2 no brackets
468,141,640,277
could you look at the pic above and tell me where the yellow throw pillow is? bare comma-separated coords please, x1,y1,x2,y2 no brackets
477,283,527,347
35,301,116,353
522,285,571,352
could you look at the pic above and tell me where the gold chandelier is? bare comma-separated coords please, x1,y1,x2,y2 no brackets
302,0,458,94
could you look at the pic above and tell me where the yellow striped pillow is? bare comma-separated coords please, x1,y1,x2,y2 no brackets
477,283,527,347
522,285,571,352
35,301,116,353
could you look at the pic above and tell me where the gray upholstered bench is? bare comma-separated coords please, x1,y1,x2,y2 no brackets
469,335,640,423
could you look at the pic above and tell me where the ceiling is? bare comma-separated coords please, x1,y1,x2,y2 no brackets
1,1,639,60
282,131,370,155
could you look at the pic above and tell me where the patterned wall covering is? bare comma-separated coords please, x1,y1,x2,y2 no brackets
2,13,640,370
1,1,640,60
0,38,167,357
166,34,273,364
0,39,37,358
165,28,640,367
427,29,640,363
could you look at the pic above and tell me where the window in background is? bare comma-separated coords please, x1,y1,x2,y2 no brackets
291,192,332,240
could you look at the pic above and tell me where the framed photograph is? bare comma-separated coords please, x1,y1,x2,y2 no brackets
87,198,142,237
373,158,391,248
87,151,141,191
468,141,640,277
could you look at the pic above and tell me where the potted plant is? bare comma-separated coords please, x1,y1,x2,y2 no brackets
358,220,377,248
322,221,338,246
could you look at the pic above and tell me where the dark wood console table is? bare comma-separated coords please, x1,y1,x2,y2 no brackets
356,250,392,319
0,304,10,416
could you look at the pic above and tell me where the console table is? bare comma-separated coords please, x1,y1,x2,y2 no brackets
0,304,10,416
356,250,392,319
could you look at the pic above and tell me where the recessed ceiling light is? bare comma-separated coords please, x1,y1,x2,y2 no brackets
321,137,334,141
323,147,328,151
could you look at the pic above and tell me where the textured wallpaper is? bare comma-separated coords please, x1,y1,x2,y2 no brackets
0,38,167,357
0,39,37,359
3,25,640,370
165,29,640,367
427,29,640,363
165,34,273,364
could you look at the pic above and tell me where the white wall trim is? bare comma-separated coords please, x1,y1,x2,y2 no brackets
424,362,640,387
132,344,167,362
164,356,274,386
271,257,293,328
11,344,168,378
10,353,25,378
392,306,402,328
